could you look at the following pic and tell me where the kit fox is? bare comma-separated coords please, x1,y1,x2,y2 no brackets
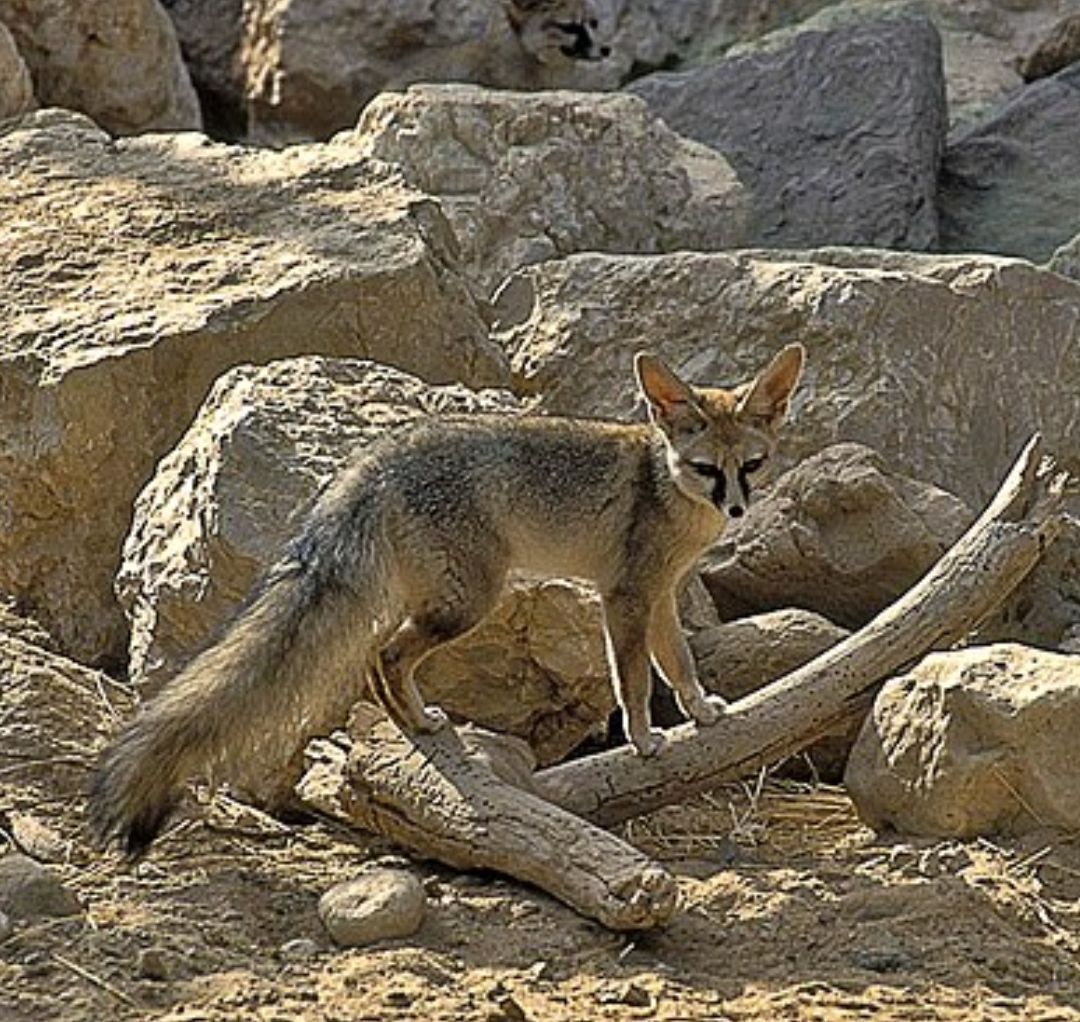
89,344,805,856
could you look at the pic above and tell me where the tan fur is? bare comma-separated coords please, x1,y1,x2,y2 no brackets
88,345,805,855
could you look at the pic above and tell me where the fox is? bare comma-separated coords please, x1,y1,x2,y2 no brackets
89,344,805,856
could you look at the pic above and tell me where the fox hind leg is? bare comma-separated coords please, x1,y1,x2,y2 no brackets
370,564,505,738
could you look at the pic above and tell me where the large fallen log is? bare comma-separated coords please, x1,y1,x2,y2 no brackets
298,720,679,930
299,434,1072,927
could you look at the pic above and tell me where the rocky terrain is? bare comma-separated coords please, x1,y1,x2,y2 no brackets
2,0,1079,1020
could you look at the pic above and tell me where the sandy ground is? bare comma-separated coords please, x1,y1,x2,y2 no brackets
3,752,1080,1022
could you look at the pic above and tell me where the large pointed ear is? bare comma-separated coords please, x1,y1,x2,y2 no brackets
737,344,805,426
634,352,705,434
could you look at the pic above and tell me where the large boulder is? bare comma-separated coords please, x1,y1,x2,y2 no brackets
0,111,506,665
117,356,616,765
498,248,1080,510
626,7,945,249
0,21,34,120
240,0,619,145
846,644,1080,837
700,444,972,629
353,85,749,294
0,0,200,134
939,62,1080,263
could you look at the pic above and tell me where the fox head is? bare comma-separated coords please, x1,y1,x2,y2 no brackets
503,0,613,65
635,345,806,521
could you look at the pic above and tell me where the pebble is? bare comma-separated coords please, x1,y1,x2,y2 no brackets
0,853,81,921
318,868,426,947
135,947,171,981
279,937,320,960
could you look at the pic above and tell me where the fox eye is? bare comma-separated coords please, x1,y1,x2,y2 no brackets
689,460,721,479
742,456,766,473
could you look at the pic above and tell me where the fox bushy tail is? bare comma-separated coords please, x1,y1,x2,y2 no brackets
89,566,368,857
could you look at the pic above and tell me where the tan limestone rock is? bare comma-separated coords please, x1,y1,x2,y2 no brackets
846,643,1080,837
0,111,505,664
0,0,200,134
498,248,1080,511
353,85,749,294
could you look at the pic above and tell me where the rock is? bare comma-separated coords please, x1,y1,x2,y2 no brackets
700,444,972,629
353,85,749,294
498,248,1080,511
278,937,320,960
691,609,849,700
118,356,618,764
0,854,80,921
0,910,12,942
0,111,505,664
0,21,34,120
1048,231,1080,280
135,947,171,981
0,601,55,652
318,869,426,947
160,0,246,137
627,7,945,249
976,536,1080,653
939,62,1080,263
0,0,200,134
845,643,1080,837
1017,11,1080,81
0,632,133,840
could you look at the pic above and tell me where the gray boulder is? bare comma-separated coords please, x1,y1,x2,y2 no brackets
939,62,1080,263
627,8,946,249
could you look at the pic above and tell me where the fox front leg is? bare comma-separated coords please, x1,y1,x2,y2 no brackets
648,594,727,727
601,594,665,757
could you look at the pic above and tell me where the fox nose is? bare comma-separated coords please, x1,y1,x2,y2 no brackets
728,505,745,519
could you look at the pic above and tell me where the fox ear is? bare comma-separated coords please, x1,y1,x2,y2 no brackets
635,352,705,433
737,344,805,426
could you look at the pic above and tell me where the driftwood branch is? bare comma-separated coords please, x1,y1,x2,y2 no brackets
298,722,678,930
533,434,1072,825
299,434,1071,928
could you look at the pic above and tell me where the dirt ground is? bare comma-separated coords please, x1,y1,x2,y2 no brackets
4,753,1080,1022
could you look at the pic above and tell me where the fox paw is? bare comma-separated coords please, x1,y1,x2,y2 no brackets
690,695,728,727
631,729,666,758
417,705,449,733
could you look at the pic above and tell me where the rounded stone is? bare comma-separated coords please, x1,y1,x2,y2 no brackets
318,869,426,947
